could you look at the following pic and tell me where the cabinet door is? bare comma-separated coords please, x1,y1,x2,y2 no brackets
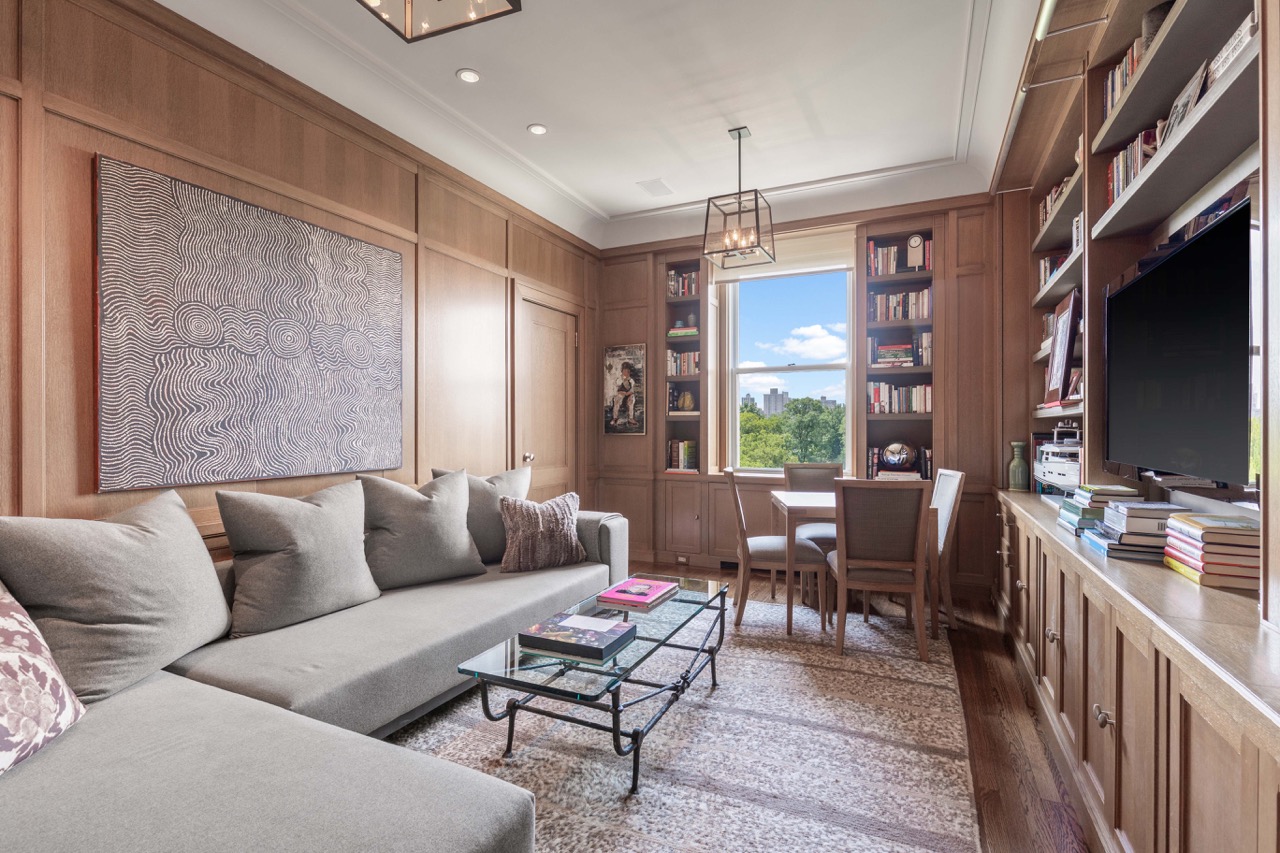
1079,580,1112,817
665,481,704,554
1111,611,1158,853
1168,664,1260,853
1057,557,1082,752
1259,752,1280,853
998,506,1017,619
1039,538,1064,712
1017,524,1036,666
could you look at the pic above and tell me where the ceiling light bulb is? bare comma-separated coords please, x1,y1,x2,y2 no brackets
456,68,481,83
527,124,548,135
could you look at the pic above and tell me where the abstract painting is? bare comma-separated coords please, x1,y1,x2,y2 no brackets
603,344,645,435
95,156,403,491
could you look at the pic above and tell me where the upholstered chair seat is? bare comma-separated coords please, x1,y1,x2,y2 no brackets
795,522,838,552
748,535,827,564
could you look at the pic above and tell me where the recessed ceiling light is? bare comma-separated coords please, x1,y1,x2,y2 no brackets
527,124,548,135
456,68,481,83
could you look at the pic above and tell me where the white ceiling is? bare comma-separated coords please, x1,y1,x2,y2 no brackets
153,0,1038,248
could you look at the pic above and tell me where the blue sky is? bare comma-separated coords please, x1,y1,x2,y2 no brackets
737,271,849,404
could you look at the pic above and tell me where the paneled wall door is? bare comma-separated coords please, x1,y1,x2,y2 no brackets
515,294,579,502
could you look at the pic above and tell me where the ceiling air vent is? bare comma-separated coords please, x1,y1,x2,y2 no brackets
636,178,674,198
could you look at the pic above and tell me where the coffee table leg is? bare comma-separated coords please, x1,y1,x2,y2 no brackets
630,731,643,794
504,697,519,758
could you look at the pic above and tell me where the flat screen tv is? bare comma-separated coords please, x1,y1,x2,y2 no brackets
1105,201,1252,486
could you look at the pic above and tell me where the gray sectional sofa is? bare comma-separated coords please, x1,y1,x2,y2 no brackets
4,511,629,853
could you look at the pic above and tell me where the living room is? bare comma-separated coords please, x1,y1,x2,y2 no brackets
2,1,1278,851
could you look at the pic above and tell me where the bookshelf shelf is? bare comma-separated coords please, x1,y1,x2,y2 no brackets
867,270,933,287
866,413,933,422
1032,337,1082,365
866,318,932,331
866,365,933,377
659,255,713,477
665,374,700,382
1031,247,1083,309
665,334,701,345
1091,0,1255,154
1031,168,1083,253
1091,37,1260,240
666,411,701,418
1033,403,1084,419
665,294,700,305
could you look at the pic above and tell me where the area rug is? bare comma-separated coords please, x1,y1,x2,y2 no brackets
389,600,981,853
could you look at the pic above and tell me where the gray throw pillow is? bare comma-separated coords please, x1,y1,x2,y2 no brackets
0,491,231,703
359,472,484,588
499,492,587,573
218,482,380,638
431,467,532,563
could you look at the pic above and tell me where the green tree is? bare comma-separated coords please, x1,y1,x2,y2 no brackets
739,404,790,468
781,398,844,463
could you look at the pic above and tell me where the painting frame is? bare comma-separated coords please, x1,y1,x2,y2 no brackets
603,344,646,436
1045,289,1082,405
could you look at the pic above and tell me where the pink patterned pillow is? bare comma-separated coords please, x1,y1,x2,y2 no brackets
0,584,85,774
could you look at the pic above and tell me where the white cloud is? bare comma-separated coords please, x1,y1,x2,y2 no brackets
809,383,847,403
757,324,847,362
826,322,848,334
739,374,787,394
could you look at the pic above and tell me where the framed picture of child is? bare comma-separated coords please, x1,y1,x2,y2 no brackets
604,344,646,435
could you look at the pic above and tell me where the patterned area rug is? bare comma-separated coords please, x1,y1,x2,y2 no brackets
389,600,980,853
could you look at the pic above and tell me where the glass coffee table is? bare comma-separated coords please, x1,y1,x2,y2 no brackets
457,574,728,794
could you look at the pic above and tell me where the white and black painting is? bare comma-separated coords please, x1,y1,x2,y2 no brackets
95,156,403,491
603,344,645,435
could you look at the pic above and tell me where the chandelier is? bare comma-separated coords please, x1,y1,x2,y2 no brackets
702,127,776,270
359,0,521,42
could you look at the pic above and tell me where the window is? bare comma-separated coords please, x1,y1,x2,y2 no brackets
729,269,852,470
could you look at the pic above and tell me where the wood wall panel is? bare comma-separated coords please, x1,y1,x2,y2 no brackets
0,0,17,83
421,178,507,269
420,249,508,477
39,114,418,520
43,0,417,232
600,257,649,307
597,479,654,556
0,97,15,516
511,222,585,300
996,191,1032,489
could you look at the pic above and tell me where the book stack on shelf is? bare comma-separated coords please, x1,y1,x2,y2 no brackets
1163,513,1261,590
867,446,932,481
1038,253,1069,289
595,578,679,613
867,238,932,275
665,269,699,298
667,439,697,472
667,350,699,376
867,332,932,368
869,289,932,321
1106,128,1158,206
1082,501,1186,561
1038,177,1072,230
1101,37,1148,123
519,611,636,665
667,322,698,339
1056,483,1142,537
867,382,932,414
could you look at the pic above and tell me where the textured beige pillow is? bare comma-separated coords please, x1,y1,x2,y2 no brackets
499,492,587,573
0,582,85,775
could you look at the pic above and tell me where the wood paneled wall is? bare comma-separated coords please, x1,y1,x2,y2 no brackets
3,0,598,531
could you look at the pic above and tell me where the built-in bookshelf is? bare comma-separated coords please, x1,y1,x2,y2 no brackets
661,255,715,475
856,222,938,480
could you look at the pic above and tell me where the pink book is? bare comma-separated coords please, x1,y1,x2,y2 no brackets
597,579,679,608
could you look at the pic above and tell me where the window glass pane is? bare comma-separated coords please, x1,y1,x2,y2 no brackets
737,271,848,367
738,370,846,468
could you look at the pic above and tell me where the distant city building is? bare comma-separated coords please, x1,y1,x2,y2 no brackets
763,387,790,416
741,393,757,410
818,396,839,409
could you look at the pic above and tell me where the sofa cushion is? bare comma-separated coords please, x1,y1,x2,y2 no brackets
0,491,230,703
360,472,484,588
500,492,587,573
432,467,532,563
0,583,85,775
1,671,535,853
218,482,380,638
168,561,610,734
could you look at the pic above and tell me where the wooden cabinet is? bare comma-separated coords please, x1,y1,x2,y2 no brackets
1016,521,1036,666
664,480,704,555
1038,537,1065,711
1110,611,1158,853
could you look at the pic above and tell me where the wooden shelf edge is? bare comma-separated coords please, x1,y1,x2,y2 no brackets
1031,247,1084,308
1032,403,1084,419
867,269,934,287
1031,168,1083,253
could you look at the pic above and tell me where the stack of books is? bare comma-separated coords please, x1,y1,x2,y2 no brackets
1163,513,1261,590
666,439,697,472
866,382,932,414
596,578,679,613
1081,501,1184,562
1101,37,1147,124
1056,483,1142,537
1106,128,1158,206
867,333,932,367
519,611,636,664
666,325,698,338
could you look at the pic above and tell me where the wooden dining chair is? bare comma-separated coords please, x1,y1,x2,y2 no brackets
827,478,934,660
928,468,966,637
725,468,827,634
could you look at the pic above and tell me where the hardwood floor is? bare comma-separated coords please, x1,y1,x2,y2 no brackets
634,560,1089,853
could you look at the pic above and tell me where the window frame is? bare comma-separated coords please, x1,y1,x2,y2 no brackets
725,267,856,473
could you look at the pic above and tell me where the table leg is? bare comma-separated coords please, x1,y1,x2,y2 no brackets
504,697,519,758
785,514,796,635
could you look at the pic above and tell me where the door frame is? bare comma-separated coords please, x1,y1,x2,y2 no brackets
512,280,587,500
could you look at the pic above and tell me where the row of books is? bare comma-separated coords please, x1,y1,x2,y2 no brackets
867,446,932,480
667,325,698,338
1106,128,1158,206
1038,175,1072,230
866,239,933,277
867,382,932,414
1038,253,1070,289
1101,37,1147,125
666,350,700,376
518,579,682,664
866,332,933,368
666,439,698,472
868,288,932,322
1163,513,1260,590
665,270,699,298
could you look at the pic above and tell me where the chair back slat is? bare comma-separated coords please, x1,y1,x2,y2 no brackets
783,462,842,493
833,479,932,572
723,468,750,556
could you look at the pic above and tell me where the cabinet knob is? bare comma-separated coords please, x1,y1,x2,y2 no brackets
1092,704,1116,728
522,452,536,463
1015,580,1027,591
1044,627,1059,644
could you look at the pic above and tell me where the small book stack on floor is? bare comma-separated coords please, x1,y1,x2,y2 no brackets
1081,501,1184,562
1163,513,1262,590
1057,484,1142,537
